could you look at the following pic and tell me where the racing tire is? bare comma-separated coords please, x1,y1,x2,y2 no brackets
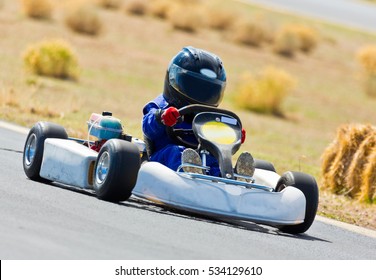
23,122,68,181
275,171,319,234
94,139,141,202
254,159,276,172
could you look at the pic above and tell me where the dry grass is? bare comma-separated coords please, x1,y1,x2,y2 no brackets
363,74,376,97
235,66,296,116
319,190,376,230
0,87,20,108
21,0,53,20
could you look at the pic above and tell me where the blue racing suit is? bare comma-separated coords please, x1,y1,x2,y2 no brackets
142,94,220,176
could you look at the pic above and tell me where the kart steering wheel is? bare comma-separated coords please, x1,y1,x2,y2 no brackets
166,104,242,149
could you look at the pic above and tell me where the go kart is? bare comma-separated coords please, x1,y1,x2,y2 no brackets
23,106,319,234
133,105,319,234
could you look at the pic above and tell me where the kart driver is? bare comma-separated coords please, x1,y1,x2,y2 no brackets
142,46,254,178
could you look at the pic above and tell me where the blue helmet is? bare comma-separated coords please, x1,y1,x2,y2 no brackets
163,46,227,108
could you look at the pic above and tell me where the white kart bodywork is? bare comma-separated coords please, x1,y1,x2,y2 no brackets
133,162,306,226
39,138,307,226
40,139,97,189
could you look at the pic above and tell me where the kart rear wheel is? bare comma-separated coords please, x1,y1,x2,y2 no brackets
23,122,68,181
94,139,141,202
254,159,276,172
275,171,319,234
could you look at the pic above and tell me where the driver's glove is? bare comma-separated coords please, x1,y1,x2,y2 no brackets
241,128,246,144
161,107,180,127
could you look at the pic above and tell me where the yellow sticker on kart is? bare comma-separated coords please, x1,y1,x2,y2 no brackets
201,121,237,144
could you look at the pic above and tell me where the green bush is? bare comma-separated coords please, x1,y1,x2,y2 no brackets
235,66,296,116
23,39,79,80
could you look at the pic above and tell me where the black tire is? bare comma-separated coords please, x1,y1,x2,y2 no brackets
254,159,276,172
275,171,319,234
23,122,68,181
94,139,141,202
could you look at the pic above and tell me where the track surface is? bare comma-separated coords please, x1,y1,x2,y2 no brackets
242,0,376,33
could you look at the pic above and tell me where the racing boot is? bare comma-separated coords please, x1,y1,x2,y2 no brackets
181,148,204,174
234,151,255,182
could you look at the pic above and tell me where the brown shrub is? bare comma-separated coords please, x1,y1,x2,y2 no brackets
148,0,172,19
321,125,350,181
167,4,203,33
205,6,237,31
357,45,376,75
23,39,80,80
356,45,376,97
125,0,147,16
322,124,375,194
232,20,268,47
235,66,296,116
273,25,300,57
293,25,318,53
64,3,102,36
346,134,376,198
21,0,53,20
96,0,122,10
360,147,376,203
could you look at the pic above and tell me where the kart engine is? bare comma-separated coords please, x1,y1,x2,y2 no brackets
87,111,123,151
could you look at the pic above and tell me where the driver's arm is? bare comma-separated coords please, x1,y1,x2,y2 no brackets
142,103,170,140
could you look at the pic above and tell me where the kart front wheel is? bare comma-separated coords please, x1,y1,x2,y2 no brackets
275,171,319,234
94,139,141,202
23,122,68,181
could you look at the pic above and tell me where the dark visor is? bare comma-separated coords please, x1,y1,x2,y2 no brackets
169,63,226,107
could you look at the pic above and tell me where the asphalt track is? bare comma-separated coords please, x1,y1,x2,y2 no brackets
241,0,376,34
0,122,375,260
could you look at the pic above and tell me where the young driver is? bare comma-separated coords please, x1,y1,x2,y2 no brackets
142,46,254,178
